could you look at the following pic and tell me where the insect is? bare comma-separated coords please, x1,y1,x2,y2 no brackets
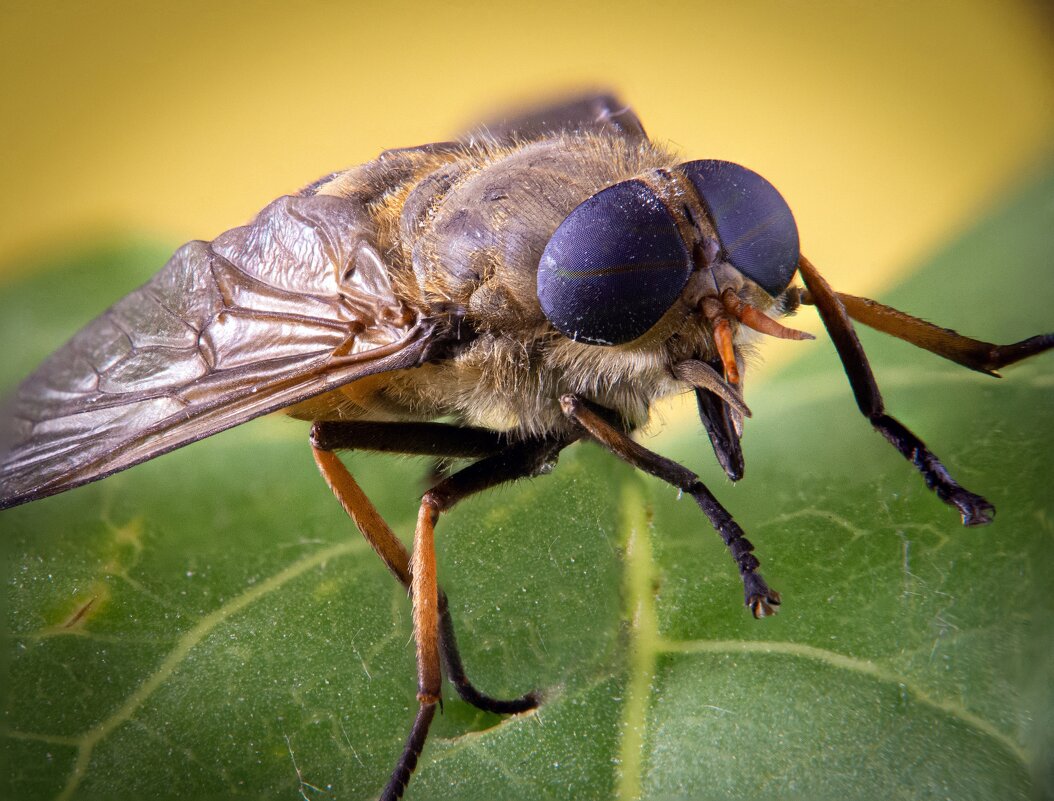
1,94,1051,800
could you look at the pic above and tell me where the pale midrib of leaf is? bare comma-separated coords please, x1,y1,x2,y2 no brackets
614,449,1032,800
616,479,658,801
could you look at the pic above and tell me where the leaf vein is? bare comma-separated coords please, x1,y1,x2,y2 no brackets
659,637,1027,766
50,539,366,801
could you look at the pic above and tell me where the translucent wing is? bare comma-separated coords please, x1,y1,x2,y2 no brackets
1,193,430,509
464,91,646,144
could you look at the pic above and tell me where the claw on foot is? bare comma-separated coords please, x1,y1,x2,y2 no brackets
956,494,995,527
749,590,781,618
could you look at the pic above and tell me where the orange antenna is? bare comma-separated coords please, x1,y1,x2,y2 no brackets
721,289,814,341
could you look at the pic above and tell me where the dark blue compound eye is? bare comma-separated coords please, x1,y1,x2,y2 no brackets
681,160,799,296
538,180,691,345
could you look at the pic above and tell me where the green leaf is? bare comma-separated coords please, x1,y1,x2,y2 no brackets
2,169,1052,801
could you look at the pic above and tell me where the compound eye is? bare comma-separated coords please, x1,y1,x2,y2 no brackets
538,180,691,345
680,160,799,296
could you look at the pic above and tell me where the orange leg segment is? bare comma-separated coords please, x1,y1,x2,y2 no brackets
310,424,574,800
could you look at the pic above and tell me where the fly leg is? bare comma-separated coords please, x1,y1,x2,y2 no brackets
311,423,577,801
311,422,541,712
560,395,780,618
387,433,578,801
796,256,1021,525
794,283,1053,376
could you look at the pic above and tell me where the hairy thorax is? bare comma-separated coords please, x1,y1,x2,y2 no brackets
289,132,768,437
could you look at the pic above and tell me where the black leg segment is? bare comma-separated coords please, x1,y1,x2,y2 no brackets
560,395,780,617
798,255,997,525
311,420,508,458
379,702,436,801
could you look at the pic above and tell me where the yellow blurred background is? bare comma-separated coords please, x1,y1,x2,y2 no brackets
1,0,1052,299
